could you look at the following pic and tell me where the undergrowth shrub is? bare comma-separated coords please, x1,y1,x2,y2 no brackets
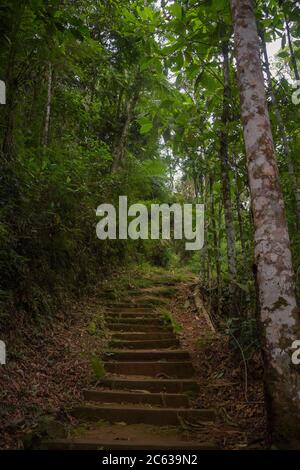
225,316,260,361
0,143,175,325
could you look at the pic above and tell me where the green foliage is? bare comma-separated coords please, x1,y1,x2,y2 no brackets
0,0,177,322
90,356,106,381
225,317,260,361
159,307,182,334
0,0,299,328
87,321,97,336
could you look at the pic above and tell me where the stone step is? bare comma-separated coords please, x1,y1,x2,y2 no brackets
108,339,180,349
105,304,155,310
71,404,215,426
105,317,163,325
83,389,189,407
127,298,168,306
98,377,199,393
111,332,175,341
105,311,159,318
107,323,171,332
46,421,215,450
128,288,177,298
106,299,167,308
103,361,194,378
103,349,190,362
46,438,216,450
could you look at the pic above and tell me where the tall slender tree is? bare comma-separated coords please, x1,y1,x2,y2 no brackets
231,0,300,448
219,42,237,285
42,62,53,148
259,26,300,228
282,5,300,80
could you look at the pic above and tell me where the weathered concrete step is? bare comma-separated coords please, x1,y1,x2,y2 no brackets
107,323,171,332
107,298,168,307
100,377,199,393
151,280,179,286
46,438,216,450
127,298,169,306
105,317,163,325
71,404,215,426
83,389,189,407
104,361,194,378
108,339,180,349
111,332,175,341
103,349,190,362
129,289,177,297
45,420,216,449
106,304,155,310
105,311,159,318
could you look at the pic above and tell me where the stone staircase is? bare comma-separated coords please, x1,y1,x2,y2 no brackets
46,287,217,450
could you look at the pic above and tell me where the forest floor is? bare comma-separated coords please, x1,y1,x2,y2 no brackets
0,292,107,449
0,265,267,450
169,283,267,449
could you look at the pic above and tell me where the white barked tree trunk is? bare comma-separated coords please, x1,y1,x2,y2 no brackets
230,0,300,448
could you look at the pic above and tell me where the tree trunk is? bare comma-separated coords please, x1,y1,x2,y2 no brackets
199,175,208,280
209,173,221,313
259,28,300,228
284,14,300,81
2,40,17,158
205,174,212,285
112,79,141,172
234,169,246,258
42,62,53,148
1,3,26,159
231,0,300,448
219,42,237,283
